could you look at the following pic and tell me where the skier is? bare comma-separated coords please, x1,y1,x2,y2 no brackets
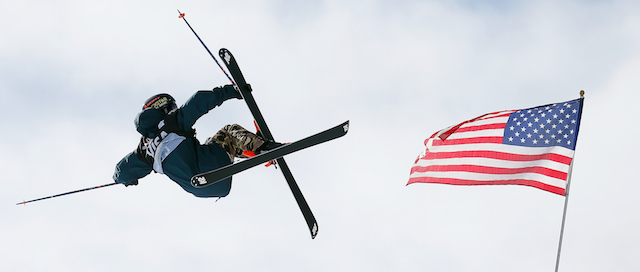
112,85,282,197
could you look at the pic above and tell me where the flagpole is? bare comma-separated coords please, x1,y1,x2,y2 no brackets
554,161,574,272
555,90,584,272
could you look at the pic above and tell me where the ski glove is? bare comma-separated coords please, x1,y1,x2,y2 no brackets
223,84,243,100
123,180,139,187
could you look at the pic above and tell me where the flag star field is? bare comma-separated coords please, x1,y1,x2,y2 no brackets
504,99,582,150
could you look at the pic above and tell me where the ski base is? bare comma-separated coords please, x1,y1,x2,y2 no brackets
191,121,349,188
216,47,337,239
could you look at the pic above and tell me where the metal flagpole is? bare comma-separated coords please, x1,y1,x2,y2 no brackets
555,90,585,272
554,161,574,272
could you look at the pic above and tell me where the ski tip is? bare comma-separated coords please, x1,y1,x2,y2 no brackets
342,120,350,134
191,176,210,188
311,223,319,239
219,48,232,64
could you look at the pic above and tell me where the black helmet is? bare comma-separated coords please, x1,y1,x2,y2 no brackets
142,93,177,114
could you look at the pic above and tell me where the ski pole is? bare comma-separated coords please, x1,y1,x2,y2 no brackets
177,10,236,86
16,182,118,206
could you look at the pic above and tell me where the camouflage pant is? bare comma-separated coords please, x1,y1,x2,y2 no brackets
206,124,265,159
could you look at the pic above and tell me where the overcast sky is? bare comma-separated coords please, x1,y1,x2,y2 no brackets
2,0,639,271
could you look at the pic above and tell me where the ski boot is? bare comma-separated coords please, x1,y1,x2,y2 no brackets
241,120,285,167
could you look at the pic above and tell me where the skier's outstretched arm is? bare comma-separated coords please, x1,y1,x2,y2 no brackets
113,152,152,186
176,85,241,131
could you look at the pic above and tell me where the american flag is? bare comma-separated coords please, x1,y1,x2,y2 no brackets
408,98,584,195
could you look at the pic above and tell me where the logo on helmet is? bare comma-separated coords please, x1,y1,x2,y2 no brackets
145,97,169,110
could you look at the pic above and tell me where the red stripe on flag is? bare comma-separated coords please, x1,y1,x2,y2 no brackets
431,136,504,146
454,122,507,133
406,176,566,195
409,164,568,180
418,150,573,165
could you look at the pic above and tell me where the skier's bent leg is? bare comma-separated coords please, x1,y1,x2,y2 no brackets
205,126,237,158
206,124,266,158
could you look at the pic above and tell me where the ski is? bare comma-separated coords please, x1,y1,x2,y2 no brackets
191,121,349,187
217,48,331,239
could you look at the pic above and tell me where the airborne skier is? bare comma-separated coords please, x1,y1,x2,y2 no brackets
16,12,346,240
112,85,282,197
